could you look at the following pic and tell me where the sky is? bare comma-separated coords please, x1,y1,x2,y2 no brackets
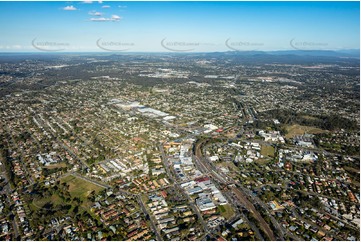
0,1,359,52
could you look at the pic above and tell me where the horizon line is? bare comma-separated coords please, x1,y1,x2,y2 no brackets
0,49,359,54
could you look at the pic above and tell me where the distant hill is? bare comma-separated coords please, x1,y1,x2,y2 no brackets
200,49,360,58
188,50,359,66
0,50,359,64
265,49,360,58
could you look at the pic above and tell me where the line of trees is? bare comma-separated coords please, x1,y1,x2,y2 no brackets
0,147,16,188
262,109,358,131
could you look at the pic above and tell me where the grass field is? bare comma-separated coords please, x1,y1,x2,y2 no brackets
60,175,104,200
32,194,63,210
218,204,234,220
261,145,275,157
284,124,326,138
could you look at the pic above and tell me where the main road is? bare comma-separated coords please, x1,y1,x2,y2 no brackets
159,142,208,238
136,194,163,241
194,138,280,240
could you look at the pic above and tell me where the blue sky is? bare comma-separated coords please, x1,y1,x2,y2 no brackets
0,1,359,52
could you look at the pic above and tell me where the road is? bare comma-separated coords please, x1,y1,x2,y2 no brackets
239,185,301,240
71,172,110,189
230,186,276,240
175,182,209,232
0,158,20,239
158,143,176,184
34,114,89,170
290,207,343,241
136,194,163,241
194,138,278,240
159,142,208,238
224,195,264,240
196,136,356,240
5,127,34,185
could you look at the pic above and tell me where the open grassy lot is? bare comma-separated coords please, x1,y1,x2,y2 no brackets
32,194,63,210
60,175,104,200
261,145,275,157
284,124,327,138
218,204,234,220
31,176,104,211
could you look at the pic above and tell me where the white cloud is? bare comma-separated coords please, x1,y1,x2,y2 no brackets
118,5,127,8
111,15,121,21
89,10,102,16
63,5,77,11
90,15,121,22
90,17,108,22
98,1,103,3
82,1,93,3
102,5,110,8
0,45,24,49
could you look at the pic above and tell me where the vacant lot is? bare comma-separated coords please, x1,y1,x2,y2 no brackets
60,175,104,200
218,204,234,220
285,124,326,138
32,194,63,210
261,145,275,157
